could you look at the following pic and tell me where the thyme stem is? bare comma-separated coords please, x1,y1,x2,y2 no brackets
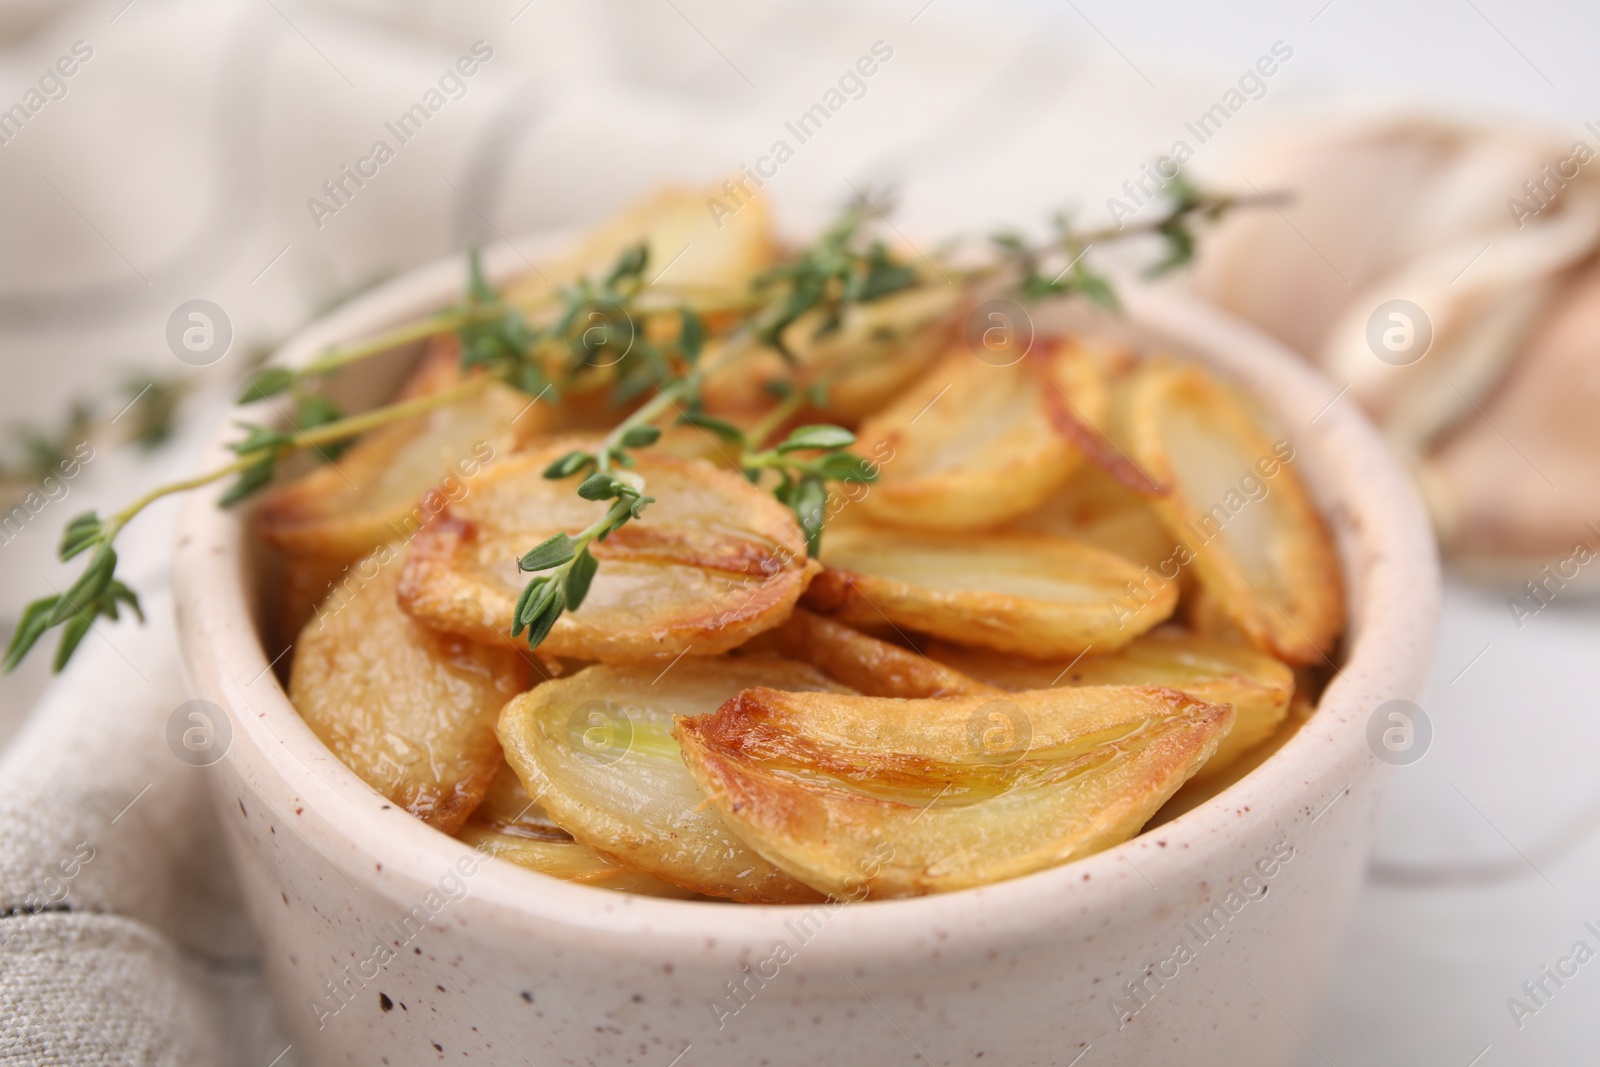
112,376,496,540
291,376,495,448
743,387,809,450
300,307,480,377
106,457,257,535
594,327,754,474
298,286,757,387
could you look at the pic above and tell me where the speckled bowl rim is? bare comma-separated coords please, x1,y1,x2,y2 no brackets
174,233,1440,970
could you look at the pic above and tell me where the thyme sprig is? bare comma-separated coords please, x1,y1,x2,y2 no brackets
2,376,493,671
512,468,655,648
752,198,919,359
3,525,141,672
0,374,189,499
740,424,877,554
6,169,1263,672
988,173,1269,308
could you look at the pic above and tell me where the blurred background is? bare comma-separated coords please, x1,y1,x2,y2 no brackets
2,1,1599,1064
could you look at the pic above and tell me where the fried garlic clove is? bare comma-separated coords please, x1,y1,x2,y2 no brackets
457,762,700,898
925,628,1292,781
503,183,776,325
288,545,530,834
675,684,1232,898
496,657,848,903
1005,461,1179,572
848,337,1106,532
398,440,817,663
254,337,537,564
1120,361,1343,664
751,608,998,698
804,526,1178,659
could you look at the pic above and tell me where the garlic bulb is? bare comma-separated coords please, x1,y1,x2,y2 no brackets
1191,111,1600,562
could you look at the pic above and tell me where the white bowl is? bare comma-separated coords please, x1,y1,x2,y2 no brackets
174,236,1439,1067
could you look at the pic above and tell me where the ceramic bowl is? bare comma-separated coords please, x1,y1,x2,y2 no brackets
174,236,1439,1067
